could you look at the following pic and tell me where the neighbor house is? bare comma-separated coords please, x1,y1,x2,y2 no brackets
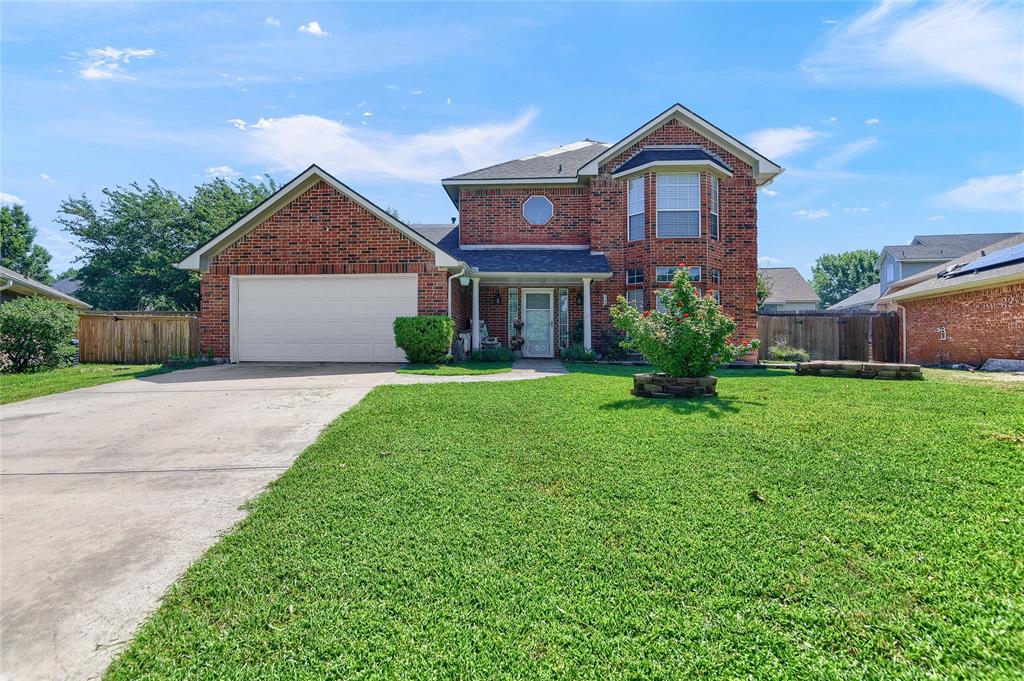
179,104,782,362
0,266,91,309
757,267,819,312
878,233,1024,366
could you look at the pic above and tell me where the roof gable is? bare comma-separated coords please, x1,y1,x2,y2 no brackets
757,267,820,304
178,165,457,272
579,103,783,186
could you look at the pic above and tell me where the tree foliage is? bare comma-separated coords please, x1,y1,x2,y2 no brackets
1,205,54,283
0,297,79,373
756,272,774,310
810,249,880,308
610,265,759,377
57,177,277,310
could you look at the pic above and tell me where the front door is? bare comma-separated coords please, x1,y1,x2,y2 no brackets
522,289,554,358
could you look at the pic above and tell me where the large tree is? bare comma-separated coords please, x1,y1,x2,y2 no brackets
810,249,880,308
58,177,276,310
1,205,54,283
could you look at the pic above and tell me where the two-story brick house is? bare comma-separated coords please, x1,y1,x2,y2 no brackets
180,104,782,362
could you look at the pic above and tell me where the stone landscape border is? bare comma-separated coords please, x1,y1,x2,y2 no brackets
795,361,923,380
632,374,718,398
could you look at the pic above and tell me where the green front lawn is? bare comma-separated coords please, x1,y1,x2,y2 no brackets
0,363,165,404
108,366,1024,679
397,360,514,376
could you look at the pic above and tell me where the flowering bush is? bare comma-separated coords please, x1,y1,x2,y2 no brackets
610,265,759,377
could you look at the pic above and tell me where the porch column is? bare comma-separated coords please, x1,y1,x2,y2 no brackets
471,277,481,351
582,277,593,351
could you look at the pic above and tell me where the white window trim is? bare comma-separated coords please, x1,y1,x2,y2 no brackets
523,195,554,225
656,172,701,238
625,288,644,310
627,176,645,241
710,176,719,240
654,266,700,283
626,267,644,285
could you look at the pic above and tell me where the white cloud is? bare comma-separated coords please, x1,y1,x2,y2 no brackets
760,188,779,197
410,90,423,95
0,192,25,204
40,174,54,183
75,46,156,81
362,111,373,117
746,126,824,159
927,214,945,221
804,1,1024,105
822,19,840,25
825,116,839,123
864,117,880,125
231,109,538,183
265,17,280,26
794,209,830,220
298,21,328,37
227,118,247,131
446,97,453,105
758,256,784,266
937,171,1024,211
816,137,878,170
206,165,240,179
843,207,871,213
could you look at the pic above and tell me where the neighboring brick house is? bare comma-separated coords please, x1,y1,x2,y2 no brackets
180,104,782,362
878,234,1024,366
757,267,819,312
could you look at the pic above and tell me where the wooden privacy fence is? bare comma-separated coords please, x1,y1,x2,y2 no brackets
758,311,900,363
78,312,200,364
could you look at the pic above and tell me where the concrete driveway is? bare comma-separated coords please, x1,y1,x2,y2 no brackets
0,363,400,681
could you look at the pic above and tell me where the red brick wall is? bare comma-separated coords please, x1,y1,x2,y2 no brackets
902,282,1024,365
199,180,448,358
458,186,592,245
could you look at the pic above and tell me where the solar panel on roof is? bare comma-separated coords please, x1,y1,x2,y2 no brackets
943,243,1024,278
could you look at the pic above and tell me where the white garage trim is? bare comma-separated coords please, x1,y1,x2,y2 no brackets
229,274,418,363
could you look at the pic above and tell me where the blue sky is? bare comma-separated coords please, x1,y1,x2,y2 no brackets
2,1,1022,277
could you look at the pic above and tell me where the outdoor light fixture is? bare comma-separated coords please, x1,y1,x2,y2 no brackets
493,293,501,305
458,275,471,286
575,293,584,305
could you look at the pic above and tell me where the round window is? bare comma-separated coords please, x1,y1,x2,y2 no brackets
522,195,554,225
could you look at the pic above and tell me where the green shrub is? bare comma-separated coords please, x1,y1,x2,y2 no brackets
610,265,759,377
469,347,515,362
0,297,80,373
600,329,631,360
561,342,596,362
393,315,454,364
767,344,810,362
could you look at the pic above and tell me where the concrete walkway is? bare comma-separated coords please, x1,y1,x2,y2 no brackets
0,359,564,680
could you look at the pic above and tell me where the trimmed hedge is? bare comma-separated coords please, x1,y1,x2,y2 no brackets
393,315,454,364
561,342,596,362
0,297,79,373
469,347,515,362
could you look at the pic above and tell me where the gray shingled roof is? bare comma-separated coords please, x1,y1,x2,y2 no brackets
613,147,732,176
411,226,610,274
757,267,819,304
444,141,609,181
0,266,91,308
882,233,1024,302
882,232,1020,262
51,278,83,295
829,282,881,310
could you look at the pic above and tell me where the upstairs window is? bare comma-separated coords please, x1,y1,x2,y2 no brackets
656,172,700,237
710,176,719,241
626,267,644,285
523,195,553,225
627,176,645,241
710,268,721,284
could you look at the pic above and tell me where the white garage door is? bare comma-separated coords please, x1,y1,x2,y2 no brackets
233,275,417,362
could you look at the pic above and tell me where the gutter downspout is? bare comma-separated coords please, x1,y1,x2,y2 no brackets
447,266,466,319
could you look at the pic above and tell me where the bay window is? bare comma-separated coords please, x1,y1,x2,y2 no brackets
656,172,700,237
627,176,645,241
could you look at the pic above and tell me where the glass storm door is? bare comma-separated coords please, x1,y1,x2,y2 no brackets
522,290,554,358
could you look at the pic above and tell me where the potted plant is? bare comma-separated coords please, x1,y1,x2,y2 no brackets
609,264,759,397
509,319,525,359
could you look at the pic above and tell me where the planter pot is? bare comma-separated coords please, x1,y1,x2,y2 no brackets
632,373,717,398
